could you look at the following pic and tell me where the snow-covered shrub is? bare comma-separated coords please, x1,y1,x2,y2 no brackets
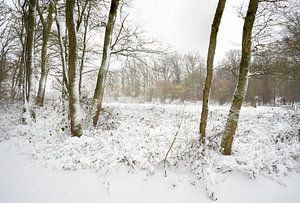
0,101,299,200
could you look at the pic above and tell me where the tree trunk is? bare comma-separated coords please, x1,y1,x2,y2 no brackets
0,54,5,94
22,0,37,124
36,1,55,106
55,6,68,95
66,0,82,137
220,0,259,155
199,0,226,144
92,0,120,127
273,87,276,107
79,3,92,96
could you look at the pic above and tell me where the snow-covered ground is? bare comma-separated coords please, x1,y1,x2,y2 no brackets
0,101,299,202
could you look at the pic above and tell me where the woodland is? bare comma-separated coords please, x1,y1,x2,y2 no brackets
0,0,299,202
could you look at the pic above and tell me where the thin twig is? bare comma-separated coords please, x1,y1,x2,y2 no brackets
163,105,185,177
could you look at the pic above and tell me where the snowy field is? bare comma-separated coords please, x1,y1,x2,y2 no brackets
0,101,300,202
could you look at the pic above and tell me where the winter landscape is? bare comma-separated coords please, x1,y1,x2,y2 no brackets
0,0,300,202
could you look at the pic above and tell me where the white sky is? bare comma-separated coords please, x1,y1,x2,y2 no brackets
130,0,247,63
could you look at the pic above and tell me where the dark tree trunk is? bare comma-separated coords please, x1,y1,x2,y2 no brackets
92,0,120,126
79,3,92,96
22,0,37,124
55,6,68,95
66,0,82,137
36,1,55,106
199,0,227,144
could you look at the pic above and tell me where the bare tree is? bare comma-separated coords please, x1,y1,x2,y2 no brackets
54,2,69,101
199,0,227,144
92,0,120,127
66,0,82,137
79,2,92,95
36,0,55,106
8,1,27,101
22,0,37,123
221,0,259,155
0,1,15,98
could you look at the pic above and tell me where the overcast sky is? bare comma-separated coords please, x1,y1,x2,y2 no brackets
130,0,247,62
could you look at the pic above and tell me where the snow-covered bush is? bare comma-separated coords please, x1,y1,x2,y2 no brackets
0,101,299,200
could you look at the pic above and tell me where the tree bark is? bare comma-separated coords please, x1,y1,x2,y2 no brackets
199,0,226,144
92,0,120,127
79,3,91,96
22,0,37,124
55,5,68,95
36,1,55,106
66,0,82,137
221,0,259,155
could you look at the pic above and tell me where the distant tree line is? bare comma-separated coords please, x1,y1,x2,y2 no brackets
105,53,206,103
106,32,300,105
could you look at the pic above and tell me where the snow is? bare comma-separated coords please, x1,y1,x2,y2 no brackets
1,141,300,203
0,101,299,202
